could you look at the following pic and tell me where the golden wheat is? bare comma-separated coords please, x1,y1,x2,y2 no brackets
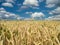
0,20,60,45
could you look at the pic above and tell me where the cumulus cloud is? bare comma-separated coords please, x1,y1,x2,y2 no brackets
17,6,29,12
39,0,44,2
0,0,15,3
1,0,15,7
5,0,15,3
29,6,39,9
45,15,60,20
31,12,44,18
17,17,24,20
56,0,60,6
49,7,60,15
46,0,58,8
46,4,55,8
0,8,5,11
46,7,60,20
23,18,32,20
26,12,33,14
31,12,45,20
21,6,28,9
25,12,45,20
46,0,58,4
0,8,22,20
0,0,15,4
2,3,13,7
23,0,39,6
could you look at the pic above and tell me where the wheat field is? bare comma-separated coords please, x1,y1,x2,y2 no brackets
0,20,60,45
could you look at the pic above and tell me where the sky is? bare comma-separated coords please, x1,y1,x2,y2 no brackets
0,0,60,20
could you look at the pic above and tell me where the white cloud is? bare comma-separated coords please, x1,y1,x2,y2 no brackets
26,12,33,14
46,0,58,8
17,17,21,20
5,14,10,17
31,12,44,18
46,0,58,4
49,7,60,15
19,5,39,11
46,7,60,20
21,6,28,9
45,15,60,20
17,17,24,20
2,3,13,7
0,0,15,3
46,4,55,8
39,0,44,2
23,18,32,20
0,8,5,11
29,6,39,9
0,8,22,20
5,0,14,3
32,7,39,9
17,6,28,12
23,0,39,6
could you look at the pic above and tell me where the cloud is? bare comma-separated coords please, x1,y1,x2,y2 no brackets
0,0,15,3
46,0,58,8
49,7,60,15
29,6,39,9
17,17,24,20
39,0,44,2
26,12,33,14
5,0,15,3
46,7,60,20
2,3,13,7
23,0,39,6
0,8,22,20
56,0,60,6
46,4,55,8
17,6,29,12
46,0,58,4
24,12,45,20
0,8,5,11
21,6,28,9
45,15,60,20
31,12,44,18
23,18,32,20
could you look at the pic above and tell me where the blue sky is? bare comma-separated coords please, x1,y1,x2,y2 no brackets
0,0,60,20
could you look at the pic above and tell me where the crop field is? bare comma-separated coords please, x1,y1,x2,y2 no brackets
0,21,60,45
